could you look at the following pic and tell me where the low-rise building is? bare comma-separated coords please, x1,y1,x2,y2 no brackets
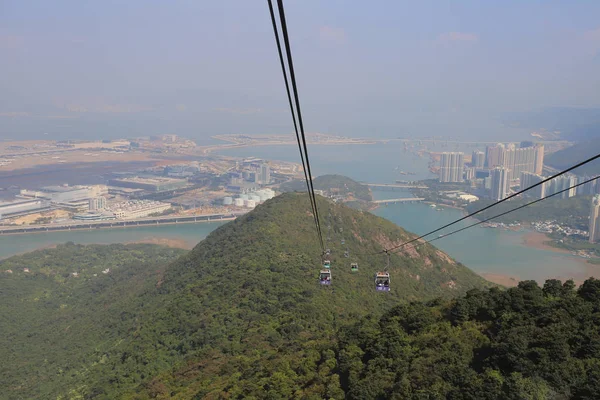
73,212,116,221
108,177,187,192
0,199,51,219
110,200,171,219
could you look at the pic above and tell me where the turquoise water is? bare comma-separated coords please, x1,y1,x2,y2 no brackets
372,200,590,282
0,222,225,259
1,141,595,283
216,142,468,182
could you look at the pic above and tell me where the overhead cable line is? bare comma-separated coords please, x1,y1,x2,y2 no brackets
376,152,600,255
266,0,317,229
392,176,598,256
275,0,325,250
267,0,325,252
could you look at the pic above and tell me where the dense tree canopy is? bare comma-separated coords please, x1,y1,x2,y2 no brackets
339,278,600,399
279,174,373,202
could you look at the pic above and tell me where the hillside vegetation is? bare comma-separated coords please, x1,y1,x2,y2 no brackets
280,174,372,202
465,195,593,228
0,243,187,399
546,140,600,175
339,279,600,399
1,193,487,399
4,195,600,399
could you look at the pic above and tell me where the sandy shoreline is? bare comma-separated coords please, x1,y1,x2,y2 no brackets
478,272,519,287
521,231,571,255
126,237,194,250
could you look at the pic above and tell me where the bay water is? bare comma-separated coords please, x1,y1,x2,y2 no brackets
0,141,595,283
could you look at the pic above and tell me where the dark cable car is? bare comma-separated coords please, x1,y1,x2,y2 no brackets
319,270,332,285
375,272,390,292
351,263,358,272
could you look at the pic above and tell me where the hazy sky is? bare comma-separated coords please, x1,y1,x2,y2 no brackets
1,1,600,141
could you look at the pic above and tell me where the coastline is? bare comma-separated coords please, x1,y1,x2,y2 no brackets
478,272,519,287
126,237,194,250
522,230,571,255
0,237,193,261
521,230,600,282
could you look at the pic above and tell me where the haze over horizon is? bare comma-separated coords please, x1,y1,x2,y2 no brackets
1,0,600,141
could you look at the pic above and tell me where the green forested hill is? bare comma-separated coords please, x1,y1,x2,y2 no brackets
279,174,372,201
338,279,600,399
0,243,187,399
1,193,488,399
124,193,487,398
546,140,600,175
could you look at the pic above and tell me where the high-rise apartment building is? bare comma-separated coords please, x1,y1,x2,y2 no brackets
253,163,271,185
465,167,475,181
439,152,464,183
485,144,505,168
260,163,271,185
471,151,485,169
520,172,546,199
576,176,598,196
589,195,600,243
490,167,510,201
534,144,545,175
549,175,578,199
502,147,536,181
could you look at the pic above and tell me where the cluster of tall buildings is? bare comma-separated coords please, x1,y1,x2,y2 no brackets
439,142,544,184
520,172,600,200
485,142,544,179
227,161,271,193
436,142,599,206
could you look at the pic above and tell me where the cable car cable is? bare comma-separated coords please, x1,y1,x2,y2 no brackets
267,0,325,252
392,176,599,256
266,0,314,218
275,0,325,251
366,152,600,255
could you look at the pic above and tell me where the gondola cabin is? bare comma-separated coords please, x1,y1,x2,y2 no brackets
351,263,358,272
375,272,390,292
319,270,332,285
323,260,331,269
